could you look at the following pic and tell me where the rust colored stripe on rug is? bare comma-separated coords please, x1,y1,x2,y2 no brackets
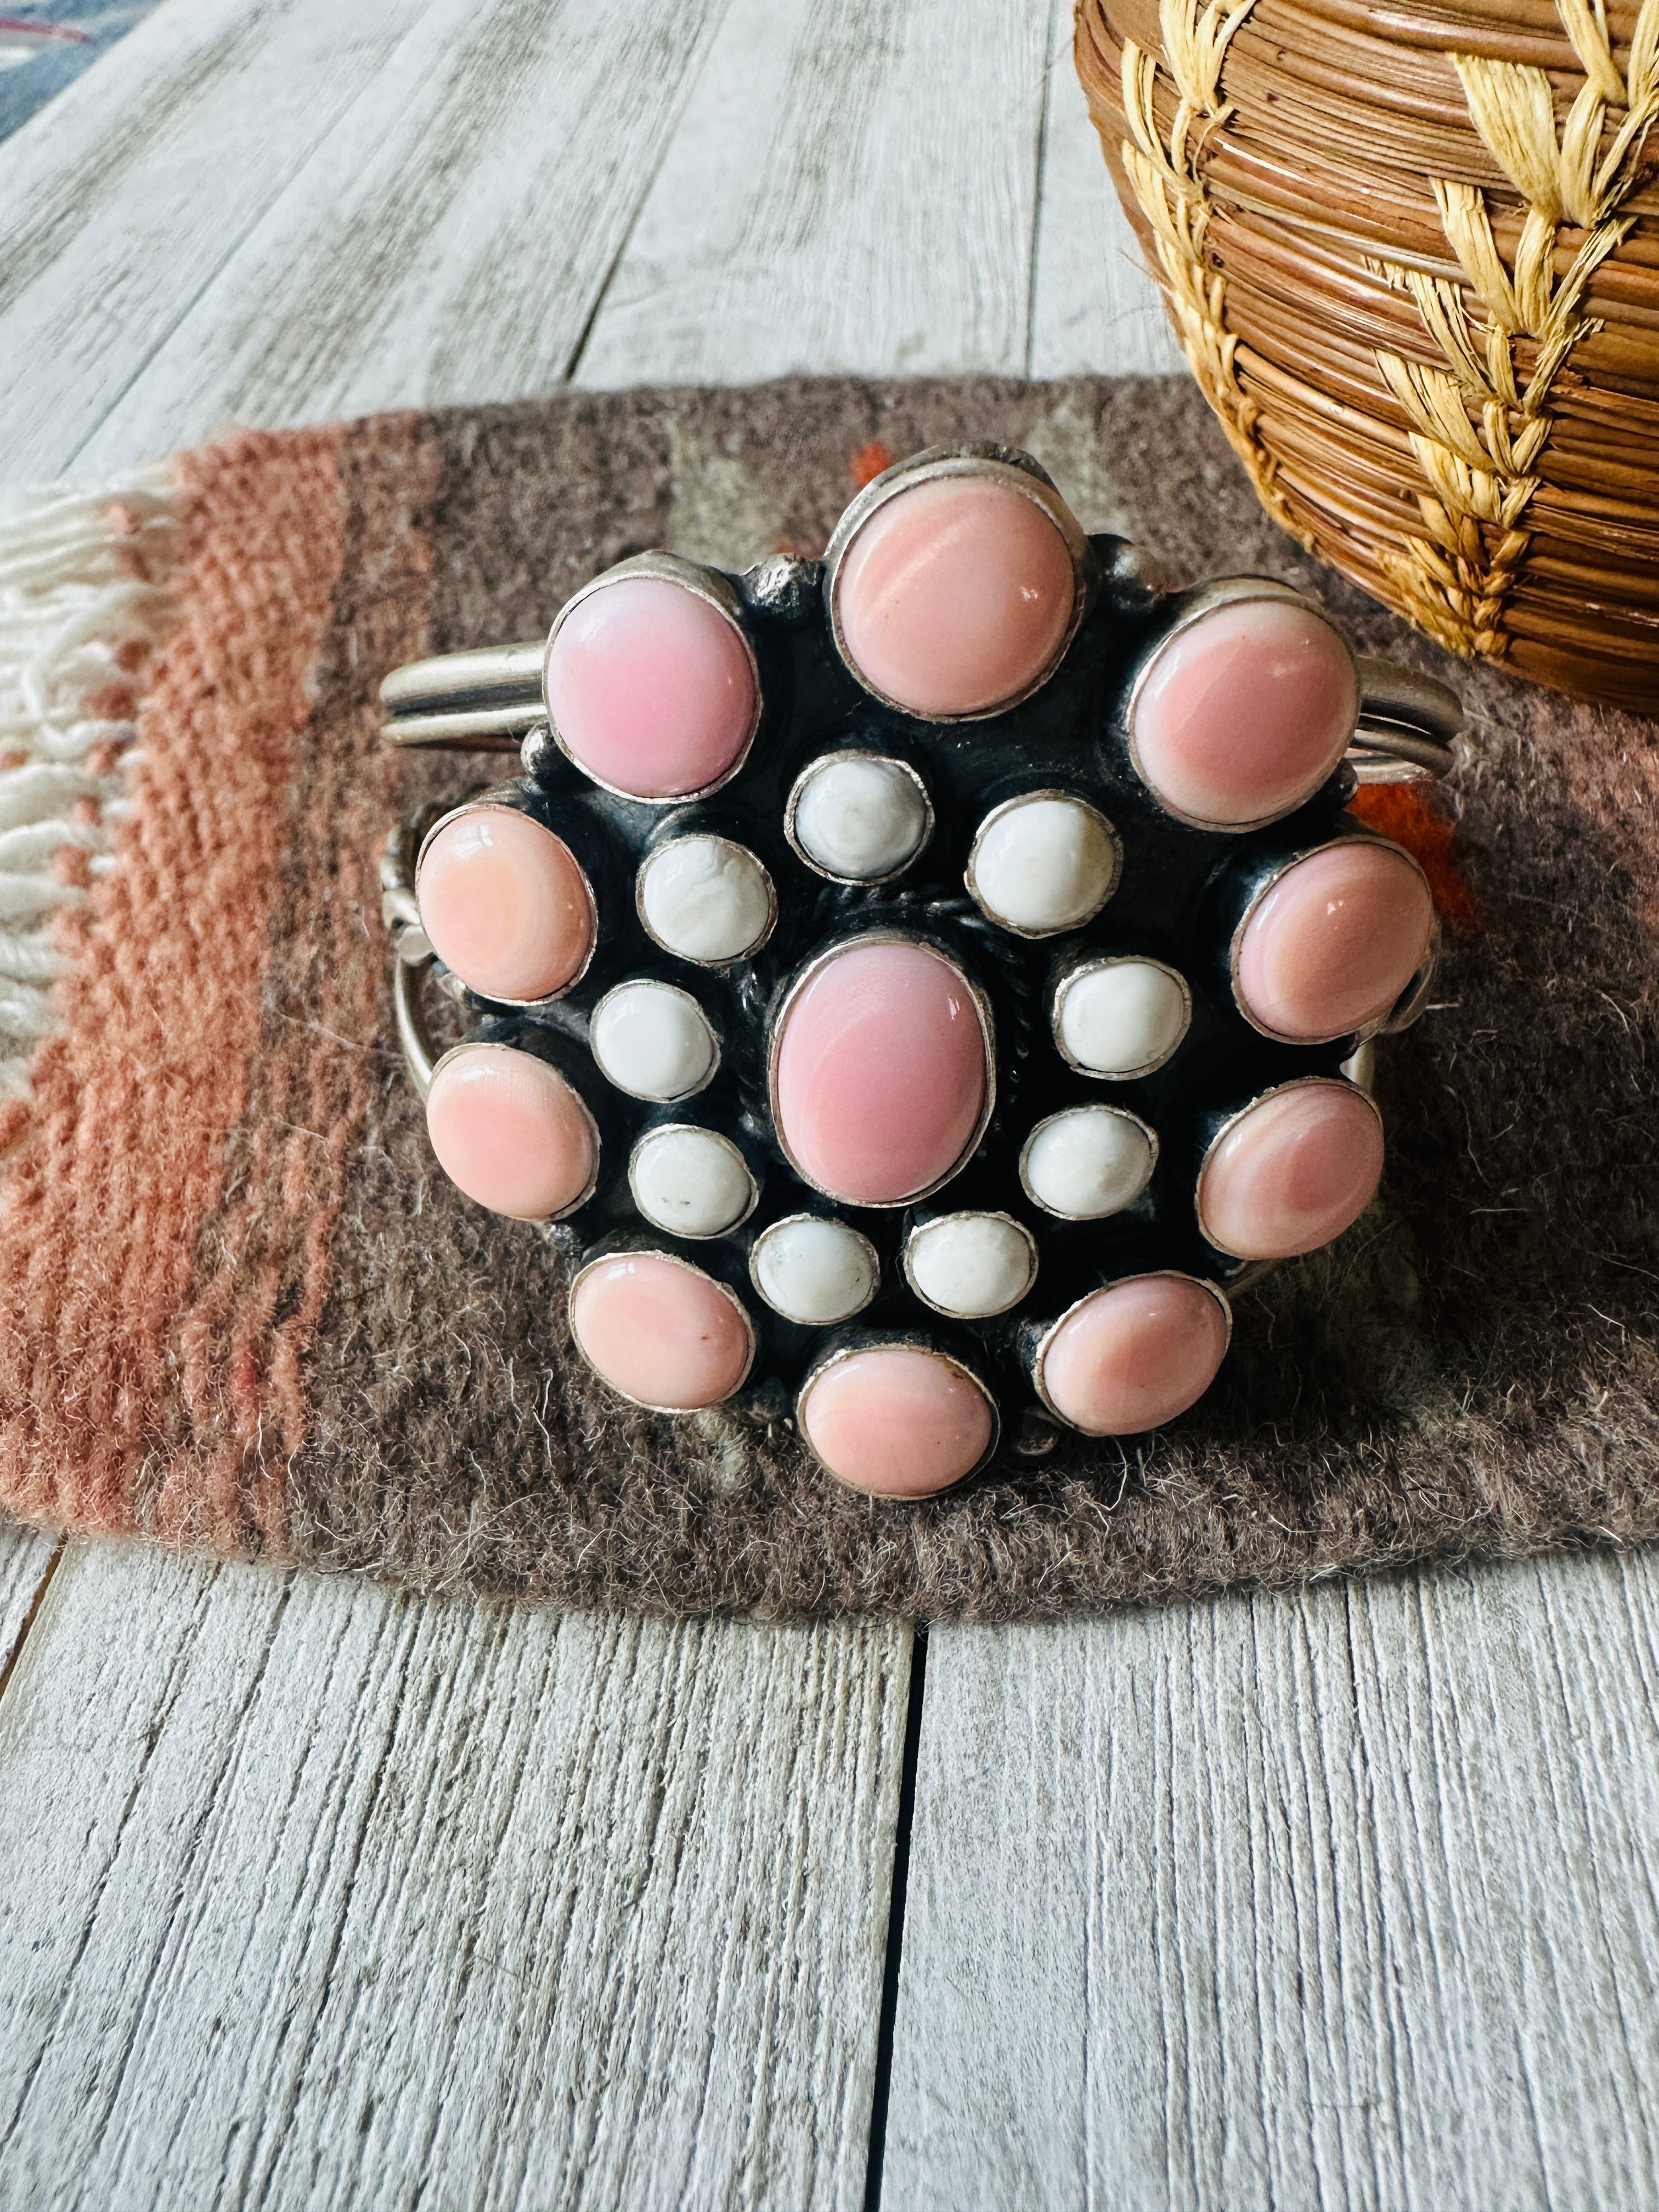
154,415,439,1550
0,419,437,1553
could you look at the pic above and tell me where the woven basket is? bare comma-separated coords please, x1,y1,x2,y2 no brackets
1075,0,1659,712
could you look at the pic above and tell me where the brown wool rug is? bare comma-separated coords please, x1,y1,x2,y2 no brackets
3,374,1658,1619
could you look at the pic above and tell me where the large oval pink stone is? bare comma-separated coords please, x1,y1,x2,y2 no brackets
772,940,990,1204
546,575,758,798
1236,840,1434,1042
1132,597,1359,827
800,1346,995,1497
417,806,593,1002
833,476,1076,717
1040,1275,1230,1435
1198,1082,1385,1259
426,1045,596,1220
569,1252,754,1410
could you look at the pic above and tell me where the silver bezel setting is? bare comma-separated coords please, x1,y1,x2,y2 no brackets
1227,831,1438,1047
747,1212,881,1326
782,749,935,885
424,1040,603,1223
1017,1103,1160,1222
964,788,1123,939
1194,1074,1384,1256
542,551,764,804
567,1245,757,1414
414,798,599,1008
766,929,997,1209
1030,1272,1234,1432
1049,952,1192,1079
1123,578,1363,834
795,1335,1002,1493
901,1210,1039,1319
1375,935,1441,1036
589,977,721,1103
821,449,1095,723
626,1122,758,1240
634,832,778,966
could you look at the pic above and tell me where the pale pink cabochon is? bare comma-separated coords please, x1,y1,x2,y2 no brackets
417,806,594,1002
570,1253,754,1410
800,1346,995,1496
425,1046,595,1220
772,940,990,1205
833,476,1077,717
1131,598,1360,827
545,575,758,798
1039,1275,1230,1435
1198,1082,1385,1259
1235,840,1434,1041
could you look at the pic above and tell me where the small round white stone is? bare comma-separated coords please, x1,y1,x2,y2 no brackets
1056,958,1188,1076
590,981,716,1101
637,836,772,964
970,794,1119,934
791,754,930,881
750,1216,876,1324
1022,1107,1155,1219
906,1213,1036,1318
630,1124,754,1237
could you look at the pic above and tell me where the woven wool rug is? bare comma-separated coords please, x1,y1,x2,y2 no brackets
3,374,1657,1618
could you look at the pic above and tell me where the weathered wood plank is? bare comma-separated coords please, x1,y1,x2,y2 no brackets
884,1550,1659,2211
0,0,428,482
0,1522,55,1684
0,3,168,148
0,1541,907,2210
573,0,1052,386
75,0,733,475
1027,16,1184,379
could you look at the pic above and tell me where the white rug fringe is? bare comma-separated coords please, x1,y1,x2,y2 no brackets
0,467,178,1099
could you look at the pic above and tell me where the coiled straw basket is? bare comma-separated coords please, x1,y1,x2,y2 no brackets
1075,0,1659,711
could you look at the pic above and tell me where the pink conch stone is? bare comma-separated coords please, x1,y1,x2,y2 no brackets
1198,1082,1384,1259
800,1346,994,1497
772,940,989,1204
425,1045,595,1220
1236,840,1434,1041
1131,598,1360,827
546,575,757,798
417,806,592,1002
1040,1275,1230,1435
570,1252,754,1410
833,476,1076,717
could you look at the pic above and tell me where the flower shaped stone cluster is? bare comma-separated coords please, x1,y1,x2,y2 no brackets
382,444,1446,1498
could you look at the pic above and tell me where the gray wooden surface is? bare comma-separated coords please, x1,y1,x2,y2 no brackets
888,1558,1659,2212
0,3,1655,2208
0,1547,906,2211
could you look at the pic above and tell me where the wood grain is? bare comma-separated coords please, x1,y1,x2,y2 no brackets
1026,12,1183,379
573,0,1052,386
0,0,425,482
885,1550,1659,2211
0,1523,55,1685
0,1542,907,2210
75,0,734,475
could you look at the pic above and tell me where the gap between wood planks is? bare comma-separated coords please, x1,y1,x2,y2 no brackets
862,1621,928,2212
0,1536,61,1708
